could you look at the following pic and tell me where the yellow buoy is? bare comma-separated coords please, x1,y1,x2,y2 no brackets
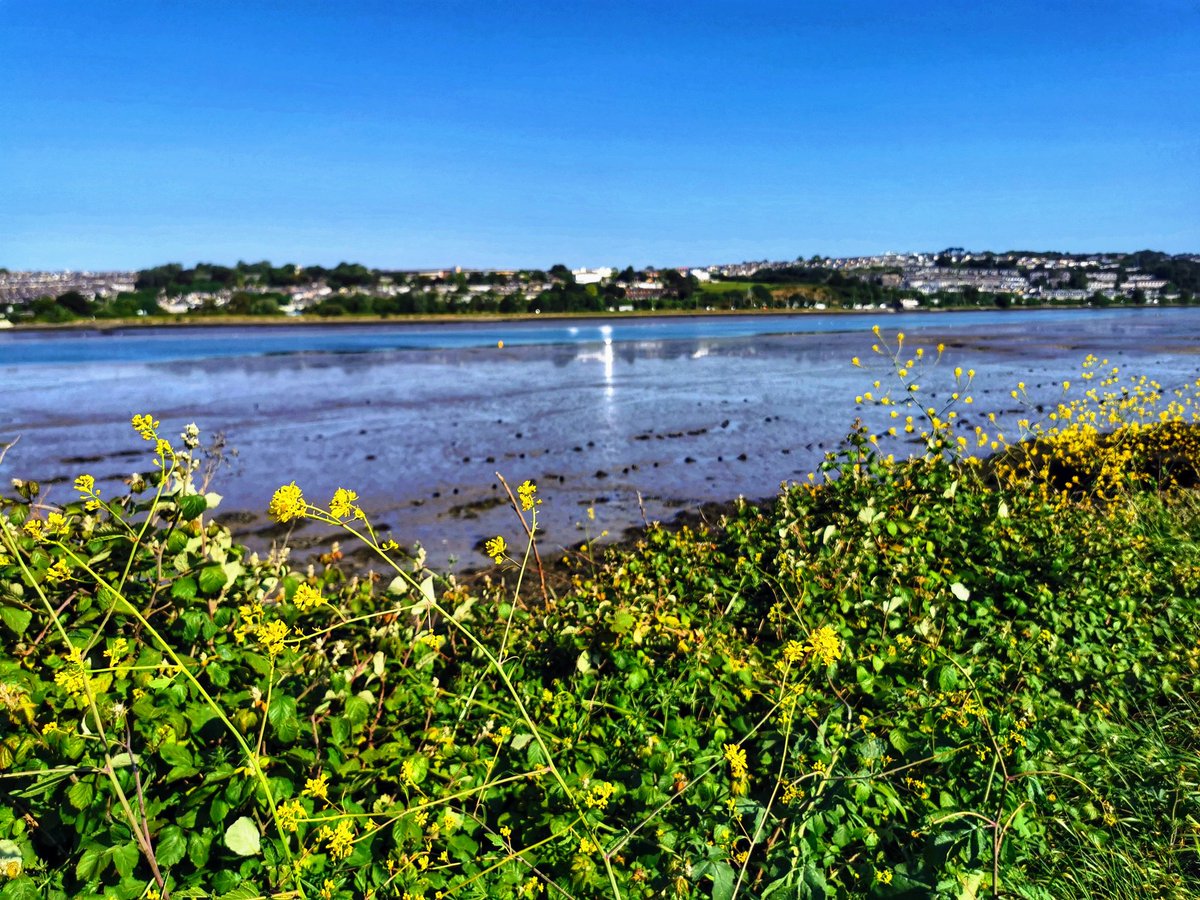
497,340,504,349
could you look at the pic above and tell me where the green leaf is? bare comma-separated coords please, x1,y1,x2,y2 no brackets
111,841,140,878
0,877,40,900
268,694,300,743
609,608,636,634
199,564,230,596
217,884,262,900
67,779,95,810
75,843,106,882
888,729,912,754
177,493,208,520
188,831,214,868
159,741,193,768
344,693,371,728
938,666,959,692
0,605,32,636
171,576,198,601
950,582,971,602
224,817,261,857
711,861,736,900
156,825,187,868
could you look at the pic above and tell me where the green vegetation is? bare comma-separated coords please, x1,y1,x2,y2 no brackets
3,339,1200,898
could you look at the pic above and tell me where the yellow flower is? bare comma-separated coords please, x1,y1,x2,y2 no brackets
257,620,290,658
73,474,101,510
304,773,329,801
45,559,71,584
277,798,305,832
876,868,893,885
54,649,89,698
22,519,46,542
584,781,616,809
517,479,540,511
806,626,842,666
131,413,160,441
851,356,861,367
105,638,129,664
782,640,806,664
268,483,306,522
328,488,359,520
484,535,507,564
293,583,326,612
723,743,748,782
3,858,23,879
46,512,68,534
323,818,355,860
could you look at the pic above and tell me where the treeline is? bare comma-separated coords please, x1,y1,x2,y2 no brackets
136,261,375,294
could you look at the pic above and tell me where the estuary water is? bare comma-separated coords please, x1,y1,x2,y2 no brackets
3,308,1199,568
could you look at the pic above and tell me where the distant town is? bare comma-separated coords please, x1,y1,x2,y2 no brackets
1,248,1198,326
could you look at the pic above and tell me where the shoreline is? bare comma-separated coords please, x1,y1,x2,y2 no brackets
1,303,1122,334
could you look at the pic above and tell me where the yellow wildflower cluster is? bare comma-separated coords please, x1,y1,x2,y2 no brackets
268,482,307,523
257,619,291,658
517,479,541,511
277,799,305,832
293,583,327,612
320,818,356,860
903,776,931,800
937,690,986,728
54,648,89,698
74,474,101,510
44,559,72,584
328,488,360,520
723,743,749,795
806,626,842,666
305,773,330,802
781,640,806,664
583,780,616,810
131,413,159,440
484,535,507,564
781,781,806,805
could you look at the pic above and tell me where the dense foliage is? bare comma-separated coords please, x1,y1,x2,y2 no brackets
2,341,1200,899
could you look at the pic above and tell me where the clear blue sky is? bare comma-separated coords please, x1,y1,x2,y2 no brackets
1,1,1197,270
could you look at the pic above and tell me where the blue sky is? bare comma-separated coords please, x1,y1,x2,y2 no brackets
1,1,1197,269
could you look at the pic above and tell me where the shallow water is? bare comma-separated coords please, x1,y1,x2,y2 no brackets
3,308,1199,568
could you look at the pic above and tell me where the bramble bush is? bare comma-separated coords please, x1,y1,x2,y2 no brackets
2,334,1200,899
